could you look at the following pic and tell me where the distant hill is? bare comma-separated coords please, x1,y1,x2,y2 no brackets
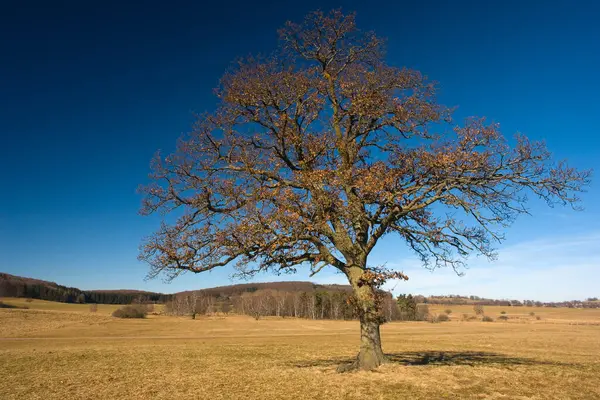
1,272,597,308
178,281,352,298
0,272,353,305
0,272,171,304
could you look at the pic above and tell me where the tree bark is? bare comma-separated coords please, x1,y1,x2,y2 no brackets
338,265,388,371
356,314,386,370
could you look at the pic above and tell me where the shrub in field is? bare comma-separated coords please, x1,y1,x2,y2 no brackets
500,311,506,315
529,312,535,316
468,316,478,321
498,315,509,321
474,304,485,315
482,315,494,322
428,313,450,323
25,298,33,303
0,301,28,309
416,304,430,321
444,309,452,315
89,304,98,313
437,313,450,322
536,316,541,320
462,313,469,321
112,304,147,318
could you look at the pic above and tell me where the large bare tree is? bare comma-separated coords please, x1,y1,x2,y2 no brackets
139,10,590,370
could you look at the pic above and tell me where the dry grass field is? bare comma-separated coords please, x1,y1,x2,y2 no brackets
1,298,599,399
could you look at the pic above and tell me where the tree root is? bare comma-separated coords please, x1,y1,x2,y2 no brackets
336,354,389,373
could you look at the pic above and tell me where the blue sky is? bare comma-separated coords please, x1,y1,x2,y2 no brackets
1,0,598,301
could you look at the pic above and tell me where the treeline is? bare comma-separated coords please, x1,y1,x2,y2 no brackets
166,288,600,321
177,281,352,299
423,294,600,308
0,273,171,304
164,289,432,321
3,272,597,309
82,291,171,304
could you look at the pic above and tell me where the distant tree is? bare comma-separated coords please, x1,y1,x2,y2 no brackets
188,292,198,319
306,292,317,320
241,292,267,320
330,291,344,320
221,302,231,314
396,294,417,320
292,292,302,318
139,10,590,370
272,291,286,317
382,293,397,322
416,304,430,321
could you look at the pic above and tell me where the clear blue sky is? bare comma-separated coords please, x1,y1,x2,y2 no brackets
1,0,598,301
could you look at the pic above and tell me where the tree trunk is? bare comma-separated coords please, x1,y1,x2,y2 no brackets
338,265,387,372
356,314,386,370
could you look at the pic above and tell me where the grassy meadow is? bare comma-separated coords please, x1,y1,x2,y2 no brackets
1,298,599,399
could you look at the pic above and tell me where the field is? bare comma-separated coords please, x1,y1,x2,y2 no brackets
1,298,599,399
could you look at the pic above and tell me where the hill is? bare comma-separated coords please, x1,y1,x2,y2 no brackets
0,272,171,304
0,272,354,305
178,281,352,298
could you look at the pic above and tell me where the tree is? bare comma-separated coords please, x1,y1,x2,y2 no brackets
273,290,287,317
139,10,590,370
221,302,231,314
241,292,267,320
382,293,398,322
187,291,198,319
396,294,418,321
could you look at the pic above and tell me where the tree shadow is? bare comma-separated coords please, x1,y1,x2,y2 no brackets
294,351,571,369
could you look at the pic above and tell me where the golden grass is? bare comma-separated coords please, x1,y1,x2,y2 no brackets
1,303,599,399
427,304,600,324
0,297,123,314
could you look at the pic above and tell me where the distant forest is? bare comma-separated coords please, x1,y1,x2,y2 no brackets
0,272,598,309
0,273,171,304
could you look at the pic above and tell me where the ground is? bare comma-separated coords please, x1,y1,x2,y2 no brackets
1,298,599,399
